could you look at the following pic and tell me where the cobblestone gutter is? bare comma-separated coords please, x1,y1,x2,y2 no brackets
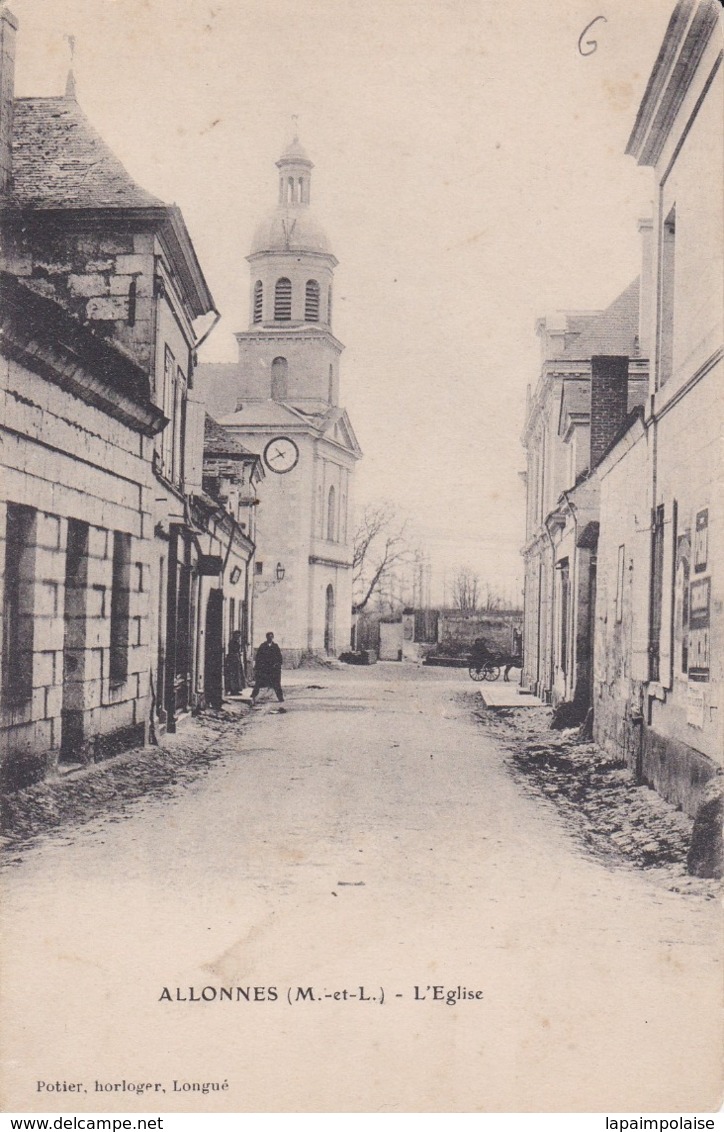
0,704,249,850
472,698,721,896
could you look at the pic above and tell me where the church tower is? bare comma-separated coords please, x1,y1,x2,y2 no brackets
234,134,343,412
207,134,362,665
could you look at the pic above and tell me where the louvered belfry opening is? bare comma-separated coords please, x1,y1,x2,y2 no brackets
253,280,263,323
274,277,292,321
305,279,320,321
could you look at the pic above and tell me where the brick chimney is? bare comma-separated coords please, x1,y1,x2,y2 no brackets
590,356,629,469
0,7,18,195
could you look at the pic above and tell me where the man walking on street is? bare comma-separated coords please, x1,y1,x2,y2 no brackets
250,631,285,706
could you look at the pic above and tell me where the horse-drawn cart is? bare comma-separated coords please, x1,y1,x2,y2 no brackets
467,638,521,683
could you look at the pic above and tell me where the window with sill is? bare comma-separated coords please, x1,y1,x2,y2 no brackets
109,531,131,686
271,357,288,401
2,503,36,706
327,485,336,542
158,346,186,487
658,207,676,388
649,505,665,682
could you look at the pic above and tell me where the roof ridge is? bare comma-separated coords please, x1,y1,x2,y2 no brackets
11,96,164,210
560,277,641,360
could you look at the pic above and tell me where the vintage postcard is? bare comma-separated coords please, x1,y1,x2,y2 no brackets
1,0,722,1116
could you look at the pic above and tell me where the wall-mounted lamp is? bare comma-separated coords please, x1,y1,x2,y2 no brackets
275,562,286,582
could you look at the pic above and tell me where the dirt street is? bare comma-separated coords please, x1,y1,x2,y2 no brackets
1,666,721,1113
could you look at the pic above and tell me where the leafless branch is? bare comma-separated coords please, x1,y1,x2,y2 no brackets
352,503,412,613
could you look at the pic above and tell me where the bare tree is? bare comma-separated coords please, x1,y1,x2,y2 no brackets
353,503,411,613
451,566,480,612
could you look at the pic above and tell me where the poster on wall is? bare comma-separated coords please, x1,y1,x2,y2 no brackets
693,508,709,574
688,576,711,682
686,684,705,729
674,530,691,678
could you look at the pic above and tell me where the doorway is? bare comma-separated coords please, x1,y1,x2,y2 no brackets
324,583,335,655
60,518,89,762
204,588,224,708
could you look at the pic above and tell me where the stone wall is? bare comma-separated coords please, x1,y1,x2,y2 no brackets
0,354,153,790
4,218,156,371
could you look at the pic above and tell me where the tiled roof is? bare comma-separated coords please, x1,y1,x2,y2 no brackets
218,398,308,428
558,371,648,437
11,96,163,210
561,279,641,359
204,414,256,459
563,313,599,348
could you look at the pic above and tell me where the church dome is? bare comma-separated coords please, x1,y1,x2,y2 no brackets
278,137,311,164
249,133,333,258
250,206,332,257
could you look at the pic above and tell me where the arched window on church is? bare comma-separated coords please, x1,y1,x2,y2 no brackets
305,279,320,322
271,357,288,401
253,280,263,324
274,277,292,321
298,177,304,203
287,176,295,204
327,486,336,542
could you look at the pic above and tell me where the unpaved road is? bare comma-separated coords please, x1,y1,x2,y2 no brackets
1,666,721,1112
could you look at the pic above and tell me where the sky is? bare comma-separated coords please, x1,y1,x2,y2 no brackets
10,0,675,605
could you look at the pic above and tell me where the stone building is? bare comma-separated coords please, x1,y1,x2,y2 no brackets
521,278,649,710
199,137,362,664
0,10,255,785
593,0,723,815
194,415,263,704
0,265,165,788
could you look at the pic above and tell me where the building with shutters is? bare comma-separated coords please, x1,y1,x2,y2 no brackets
521,0,722,818
199,136,362,664
593,0,723,815
520,275,649,713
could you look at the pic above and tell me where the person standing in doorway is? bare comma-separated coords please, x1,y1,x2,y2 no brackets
250,632,285,706
225,630,246,696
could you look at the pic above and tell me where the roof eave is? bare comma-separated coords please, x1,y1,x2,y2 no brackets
246,249,338,268
160,205,216,321
626,0,721,165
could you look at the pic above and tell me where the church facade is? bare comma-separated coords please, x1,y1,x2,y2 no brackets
199,137,361,665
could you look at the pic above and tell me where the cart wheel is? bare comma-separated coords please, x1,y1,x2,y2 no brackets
483,664,500,681
468,666,486,682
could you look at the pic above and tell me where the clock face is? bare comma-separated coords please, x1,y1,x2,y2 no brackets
263,435,299,474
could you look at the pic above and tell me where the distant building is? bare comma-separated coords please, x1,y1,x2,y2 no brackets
593,0,723,815
199,137,362,664
521,277,649,711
